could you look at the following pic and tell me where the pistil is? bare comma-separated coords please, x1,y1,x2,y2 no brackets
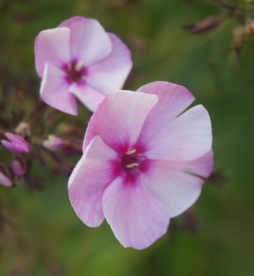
64,60,86,83
75,60,85,72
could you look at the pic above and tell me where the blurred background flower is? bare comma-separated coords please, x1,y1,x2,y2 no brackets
0,0,254,275
35,16,132,114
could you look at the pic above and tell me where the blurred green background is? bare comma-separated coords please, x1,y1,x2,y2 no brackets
1,0,254,275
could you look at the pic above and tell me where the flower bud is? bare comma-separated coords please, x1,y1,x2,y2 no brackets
0,132,29,153
42,135,64,151
0,164,13,187
232,26,244,65
181,208,200,232
245,19,254,37
233,26,244,51
57,123,84,137
15,122,31,137
182,16,222,34
42,135,82,155
61,140,82,156
11,156,27,177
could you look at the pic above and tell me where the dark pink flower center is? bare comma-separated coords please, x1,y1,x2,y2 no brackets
64,60,87,83
121,149,140,173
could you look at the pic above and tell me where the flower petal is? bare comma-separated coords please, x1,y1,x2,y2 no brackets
83,91,158,152
138,81,195,130
68,136,119,227
35,27,71,77
59,16,112,66
144,105,212,161
40,63,77,115
69,82,105,112
142,151,213,217
85,33,132,94
179,150,214,178
102,176,169,249
137,81,194,143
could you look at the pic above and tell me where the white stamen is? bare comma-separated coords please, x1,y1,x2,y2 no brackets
75,60,85,72
126,149,136,155
126,163,139,169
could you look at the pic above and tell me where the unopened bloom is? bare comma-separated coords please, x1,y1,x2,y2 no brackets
68,81,213,249
42,135,64,151
0,164,13,187
0,132,29,153
35,16,132,115
15,122,31,137
11,156,27,177
42,134,82,155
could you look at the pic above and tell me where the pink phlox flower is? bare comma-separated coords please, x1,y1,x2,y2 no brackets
1,132,29,153
35,16,132,115
68,81,213,249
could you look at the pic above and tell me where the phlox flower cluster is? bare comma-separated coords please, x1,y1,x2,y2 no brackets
0,16,213,249
34,16,213,249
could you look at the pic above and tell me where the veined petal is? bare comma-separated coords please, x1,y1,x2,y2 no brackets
138,82,195,122
142,151,213,217
68,136,119,227
35,27,71,77
102,176,169,249
59,16,112,67
85,33,132,95
144,105,212,161
40,63,77,115
69,82,105,112
137,81,195,144
83,91,158,152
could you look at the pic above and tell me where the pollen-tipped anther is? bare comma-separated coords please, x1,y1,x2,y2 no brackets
75,60,85,72
126,149,136,155
126,163,139,169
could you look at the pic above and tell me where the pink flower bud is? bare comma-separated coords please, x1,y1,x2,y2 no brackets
0,132,29,153
11,156,27,177
42,134,82,155
15,122,31,137
42,135,64,151
0,164,13,187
